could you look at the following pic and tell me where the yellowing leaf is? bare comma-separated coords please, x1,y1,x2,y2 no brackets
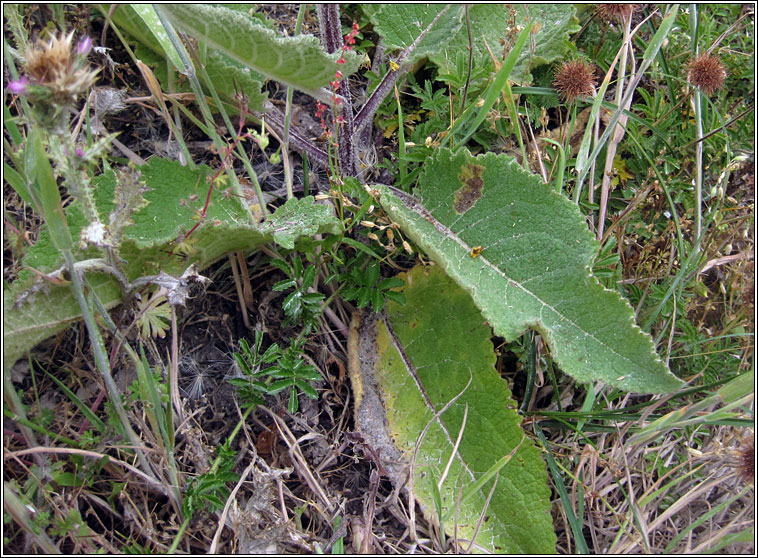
611,155,634,187
350,265,555,553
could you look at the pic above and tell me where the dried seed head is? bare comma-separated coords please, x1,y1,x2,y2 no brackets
735,436,754,485
596,4,640,22
687,52,727,95
22,31,98,106
553,59,597,104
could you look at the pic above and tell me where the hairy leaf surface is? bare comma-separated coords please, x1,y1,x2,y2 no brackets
351,265,555,553
4,158,339,369
362,5,464,64
103,4,267,111
376,149,683,394
364,5,576,82
159,4,361,95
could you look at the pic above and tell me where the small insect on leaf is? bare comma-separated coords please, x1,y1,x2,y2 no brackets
470,246,483,258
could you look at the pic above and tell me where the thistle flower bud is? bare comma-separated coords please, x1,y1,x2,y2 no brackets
553,59,597,104
596,4,640,22
19,31,99,119
77,36,93,56
8,77,28,95
687,52,727,95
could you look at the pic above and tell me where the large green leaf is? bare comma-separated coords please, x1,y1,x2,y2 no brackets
103,4,267,112
365,4,576,83
4,158,340,370
376,149,683,394
361,5,464,65
350,265,555,553
158,4,361,96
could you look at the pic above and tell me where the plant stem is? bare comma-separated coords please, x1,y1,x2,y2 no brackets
690,4,703,252
353,5,451,137
154,6,266,220
597,12,633,241
282,4,307,198
170,304,183,424
261,102,330,169
167,517,191,554
460,6,473,113
62,248,154,479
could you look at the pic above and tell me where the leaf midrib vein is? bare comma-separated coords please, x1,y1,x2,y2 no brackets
388,191,644,370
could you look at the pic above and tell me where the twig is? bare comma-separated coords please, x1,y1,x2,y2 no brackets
680,103,754,150
209,455,258,554
698,251,753,274
4,447,168,496
170,304,184,425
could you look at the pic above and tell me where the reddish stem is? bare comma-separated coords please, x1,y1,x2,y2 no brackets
178,97,252,243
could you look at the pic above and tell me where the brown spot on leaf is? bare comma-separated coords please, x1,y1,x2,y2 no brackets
454,162,485,214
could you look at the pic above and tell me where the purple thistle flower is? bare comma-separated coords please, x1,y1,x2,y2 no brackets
76,147,85,158
77,36,93,56
8,77,29,95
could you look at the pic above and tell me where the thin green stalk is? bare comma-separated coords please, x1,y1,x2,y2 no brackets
575,5,679,199
197,57,267,217
540,138,566,194
663,486,752,554
62,249,155,479
519,332,537,413
502,80,529,170
89,290,183,514
100,7,194,168
4,483,61,554
624,128,685,258
167,517,191,554
281,4,307,200
165,57,194,168
460,5,473,113
3,364,44,458
647,13,677,102
302,151,310,196
690,5,704,251
154,6,266,219
394,84,407,183
572,48,622,204
534,424,590,553
641,230,706,333
451,23,533,150
3,406,80,447
597,12,634,240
